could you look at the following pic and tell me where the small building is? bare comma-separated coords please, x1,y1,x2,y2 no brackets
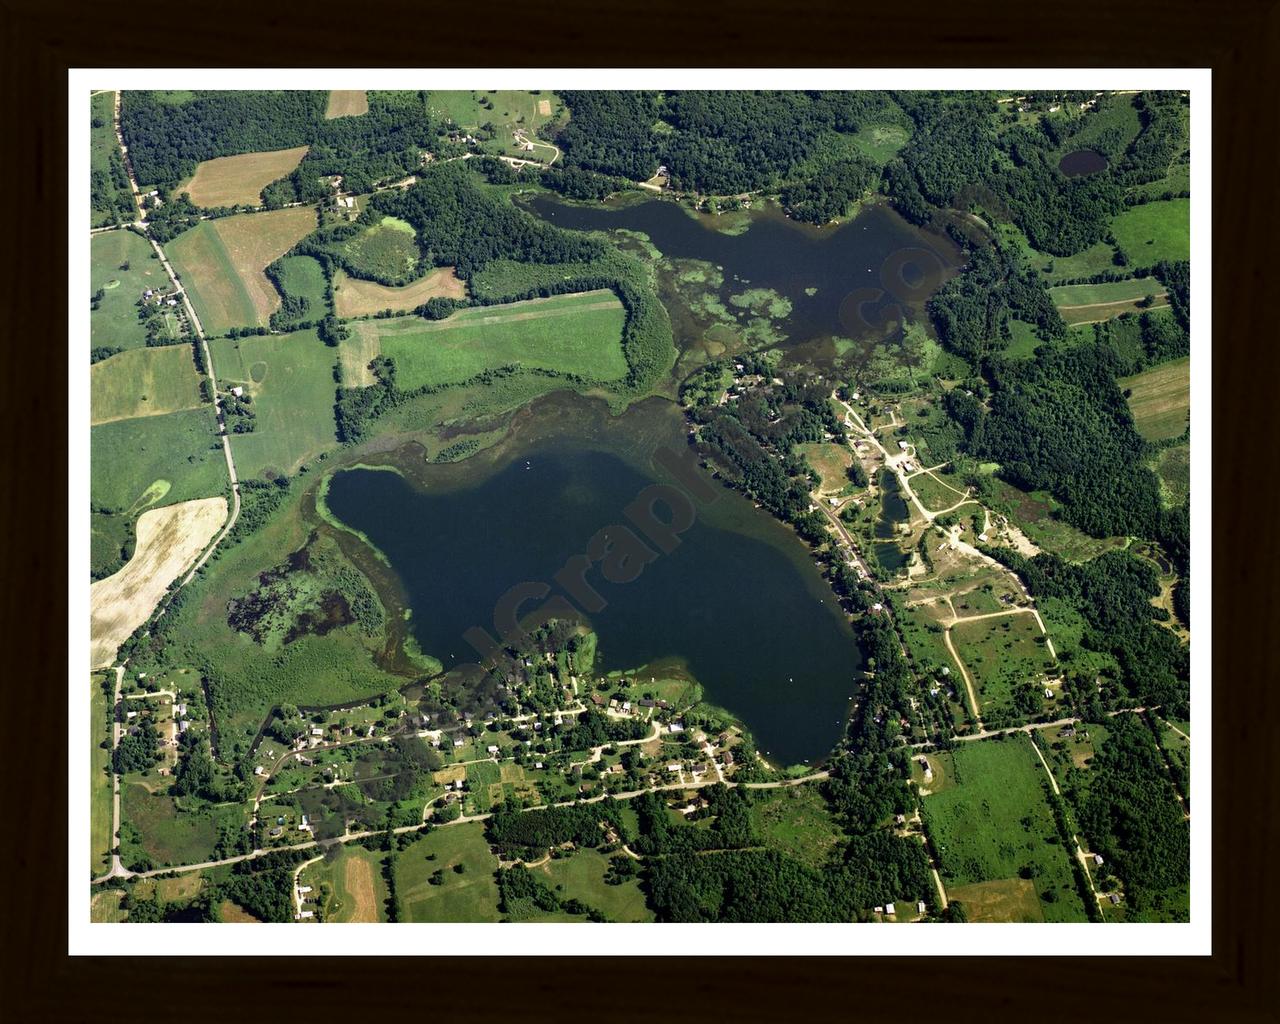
590,693,605,706
898,440,909,450
230,386,244,398
297,886,312,895
667,764,682,773
534,762,543,770
621,701,631,713
1044,687,1055,699
298,910,314,920
895,814,906,825
311,726,323,736
638,699,655,708
884,902,896,916
453,738,465,748
178,720,189,733
941,666,950,676
1094,854,1105,867
486,745,499,754
873,905,883,914
175,703,187,717
254,765,264,776
667,722,685,734
126,710,137,720
1109,893,1121,905
269,826,283,838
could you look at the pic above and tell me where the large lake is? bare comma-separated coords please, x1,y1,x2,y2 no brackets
324,400,865,766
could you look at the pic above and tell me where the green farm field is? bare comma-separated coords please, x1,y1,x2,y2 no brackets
120,782,248,868
1049,277,1164,307
167,207,318,334
1119,356,1190,441
1110,199,1191,264
90,406,227,515
950,612,1055,718
376,290,628,391
90,345,205,425
922,735,1087,921
210,329,339,480
91,230,170,352
397,822,501,922
796,442,853,493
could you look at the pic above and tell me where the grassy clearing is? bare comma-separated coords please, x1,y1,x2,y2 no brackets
273,254,330,319
983,476,1124,562
845,122,911,165
121,783,231,867
332,266,467,317
339,218,421,283
378,290,628,391
1153,442,1190,507
950,613,1054,717
923,735,1086,921
749,785,844,870
1110,199,1190,264
91,230,169,352
326,90,368,118
210,328,339,480
796,442,853,493
1119,356,1190,441
90,406,227,514
909,470,970,514
90,345,205,425
341,322,381,387
531,849,653,922
168,207,318,333
179,146,309,208
426,90,563,158
90,497,228,669
397,822,501,922
947,878,1044,922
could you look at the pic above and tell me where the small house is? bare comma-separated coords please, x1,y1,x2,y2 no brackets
453,738,465,748
917,901,927,914
254,765,264,776
297,886,312,895
230,386,244,398
884,902,896,916
486,745,499,754
1094,854,1105,866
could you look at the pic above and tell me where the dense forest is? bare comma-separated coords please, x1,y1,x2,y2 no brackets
957,344,1164,538
119,91,328,186
1068,713,1190,916
557,91,900,196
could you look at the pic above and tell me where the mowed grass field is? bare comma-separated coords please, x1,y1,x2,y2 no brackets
1050,277,1169,326
167,207,318,334
91,230,169,352
209,328,339,480
332,266,467,317
1110,199,1191,264
908,470,971,514
531,849,654,923
397,822,501,922
950,612,1054,717
922,735,1086,921
179,146,309,208
90,406,227,514
90,345,205,425
90,676,112,877
326,90,369,118
1119,356,1190,441
377,290,628,391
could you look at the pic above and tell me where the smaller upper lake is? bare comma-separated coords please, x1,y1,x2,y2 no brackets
1058,149,1109,178
525,194,963,345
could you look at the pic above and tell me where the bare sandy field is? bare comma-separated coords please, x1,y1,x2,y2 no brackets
181,146,309,208
89,497,227,670
332,266,467,317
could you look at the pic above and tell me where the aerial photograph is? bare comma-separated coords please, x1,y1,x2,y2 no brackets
85,85,1193,929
